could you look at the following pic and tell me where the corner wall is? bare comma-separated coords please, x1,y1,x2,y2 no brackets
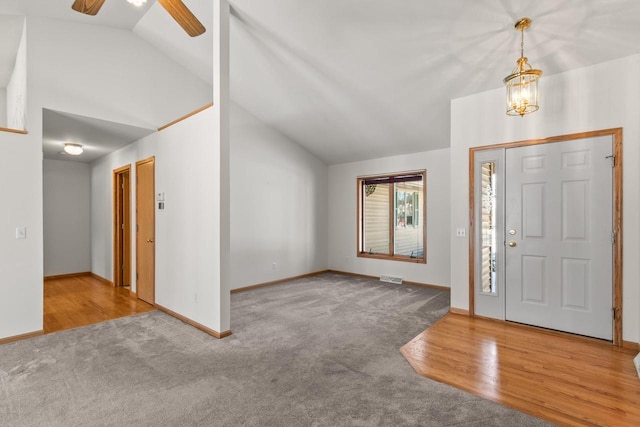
327,149,451,287
91,107,224,332
230,103,329,290
450,54,640,343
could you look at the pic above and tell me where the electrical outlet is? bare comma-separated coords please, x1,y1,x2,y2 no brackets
634,353,640,379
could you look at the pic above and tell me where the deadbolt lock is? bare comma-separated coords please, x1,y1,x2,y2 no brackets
508,229,517,235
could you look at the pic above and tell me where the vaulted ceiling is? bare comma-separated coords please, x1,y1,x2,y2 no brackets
2,0,640,165
229,0,640,164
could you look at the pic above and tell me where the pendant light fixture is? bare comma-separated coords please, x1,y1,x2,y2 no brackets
503,17,542,117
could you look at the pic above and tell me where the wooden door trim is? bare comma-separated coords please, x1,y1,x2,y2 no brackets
135,156,156,304
113,165,132,287
157,102,213,131
468,128,623,346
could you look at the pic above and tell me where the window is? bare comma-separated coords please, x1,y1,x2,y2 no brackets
357,171,426,263
480,162,497,294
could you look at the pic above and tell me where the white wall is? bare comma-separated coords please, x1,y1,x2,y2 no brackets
212,0,231,332
0,132,42,339
328,149,451,287
28,16,212,130
0,17,38,341
450,54,640,343
43,159,91,277
91,107,226,332
6,17,26,130
0,88,6,127
230,103,329,290
0,15,215,340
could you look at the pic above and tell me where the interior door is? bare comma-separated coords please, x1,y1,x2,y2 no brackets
136,157,155,305
114,166,131,287
504,137,613,340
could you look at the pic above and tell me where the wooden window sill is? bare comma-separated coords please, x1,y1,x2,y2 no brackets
357,253,426,264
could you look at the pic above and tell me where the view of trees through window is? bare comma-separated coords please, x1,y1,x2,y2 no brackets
358,171,425,262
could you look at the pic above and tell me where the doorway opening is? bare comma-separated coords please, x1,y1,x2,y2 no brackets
113,164,132,288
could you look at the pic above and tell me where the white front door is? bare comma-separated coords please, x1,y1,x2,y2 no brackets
504,136,613,340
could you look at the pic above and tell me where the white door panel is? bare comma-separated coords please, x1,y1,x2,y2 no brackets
504,137,613,340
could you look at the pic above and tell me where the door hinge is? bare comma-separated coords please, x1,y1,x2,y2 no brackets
612,307,621,319
606,155,615,168
121,265,124,271
136,224,139,232
136,273,139,280
611,232,616,245
121,223,125,230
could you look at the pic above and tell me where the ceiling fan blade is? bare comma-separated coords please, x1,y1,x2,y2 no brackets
71,0,106,16
157,0,206,37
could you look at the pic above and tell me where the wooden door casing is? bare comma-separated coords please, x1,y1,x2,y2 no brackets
468,128,623,346
113,165,132,288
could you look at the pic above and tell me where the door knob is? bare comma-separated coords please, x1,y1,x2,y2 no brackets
147,239,154,243
508,241,516,247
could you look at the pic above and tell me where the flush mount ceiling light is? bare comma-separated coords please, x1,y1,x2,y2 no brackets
503,17,542,117
63,143,84,156
127,0,147,6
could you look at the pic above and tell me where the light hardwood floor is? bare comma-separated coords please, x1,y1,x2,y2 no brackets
401,313,640,426
44,274,155,334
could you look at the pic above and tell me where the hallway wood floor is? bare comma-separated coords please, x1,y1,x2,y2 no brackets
44,274,155,334
401,313,640,426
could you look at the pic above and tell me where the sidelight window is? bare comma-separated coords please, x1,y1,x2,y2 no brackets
480,162,497,294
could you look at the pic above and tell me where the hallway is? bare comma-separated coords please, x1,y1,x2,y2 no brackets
44,274,154,334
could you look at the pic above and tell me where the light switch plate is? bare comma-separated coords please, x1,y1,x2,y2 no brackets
16,227,26,239
456,228,466,237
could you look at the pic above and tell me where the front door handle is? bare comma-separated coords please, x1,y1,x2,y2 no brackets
508,241,516,247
